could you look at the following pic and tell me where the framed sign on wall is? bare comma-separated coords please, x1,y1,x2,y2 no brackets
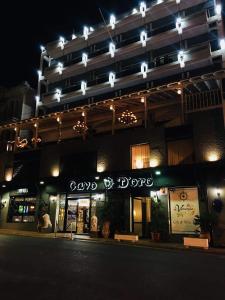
169,187,200,234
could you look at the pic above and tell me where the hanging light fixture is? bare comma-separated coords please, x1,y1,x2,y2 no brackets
15,137,28,149
118,110,138,126
31,137,42,145
73,120,88,135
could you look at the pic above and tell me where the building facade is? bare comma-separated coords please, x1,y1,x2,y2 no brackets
0,0,225,244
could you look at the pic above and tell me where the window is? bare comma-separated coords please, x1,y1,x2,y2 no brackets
131,144,150,169
7,196,37,223
167,139,194,166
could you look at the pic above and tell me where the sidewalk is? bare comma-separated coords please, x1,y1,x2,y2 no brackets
1,228,225,256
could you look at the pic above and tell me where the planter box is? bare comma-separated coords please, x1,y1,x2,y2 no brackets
114,234,139,242
183,237,209,250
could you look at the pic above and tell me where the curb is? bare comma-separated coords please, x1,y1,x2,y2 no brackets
1,230,225,256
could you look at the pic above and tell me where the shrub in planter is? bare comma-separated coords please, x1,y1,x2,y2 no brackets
150,198,168,242
193,212,217,243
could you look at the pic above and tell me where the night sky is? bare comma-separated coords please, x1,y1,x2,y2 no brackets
0,0,138,89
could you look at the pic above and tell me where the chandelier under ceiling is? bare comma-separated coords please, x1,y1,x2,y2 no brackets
31,137,42,145
118,110,138,126
73,120,88,135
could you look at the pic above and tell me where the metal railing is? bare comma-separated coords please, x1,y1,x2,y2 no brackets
184,89,222,113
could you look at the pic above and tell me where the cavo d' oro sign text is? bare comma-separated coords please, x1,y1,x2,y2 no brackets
69,176,153,192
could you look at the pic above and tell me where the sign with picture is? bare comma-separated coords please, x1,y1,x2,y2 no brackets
169,187,200,234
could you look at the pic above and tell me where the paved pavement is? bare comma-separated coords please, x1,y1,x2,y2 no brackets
0,234,225,300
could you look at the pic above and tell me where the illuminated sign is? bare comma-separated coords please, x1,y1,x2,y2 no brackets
69,175,153,192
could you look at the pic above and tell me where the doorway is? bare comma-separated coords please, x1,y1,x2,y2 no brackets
133,197,151,237
63,193,105,234
67,198,90,234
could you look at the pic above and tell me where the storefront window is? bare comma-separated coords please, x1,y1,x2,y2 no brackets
7,195,36,223
131,144,150,169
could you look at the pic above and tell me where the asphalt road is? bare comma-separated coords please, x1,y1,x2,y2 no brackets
0,235,224,300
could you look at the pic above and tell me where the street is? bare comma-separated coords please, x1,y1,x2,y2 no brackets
0,235,225,300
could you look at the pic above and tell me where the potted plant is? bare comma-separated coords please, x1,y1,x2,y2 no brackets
150,198,168,242
193,211,217,243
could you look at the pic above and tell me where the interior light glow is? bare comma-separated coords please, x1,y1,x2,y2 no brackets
82,53,88,67
57,62,63,74
83,26,89,40
140,2,147,18
140,31,147,47
141,62,148,79
110,14,116,30
72,33,77,40
58,36,65,50
176,0,180,3
55,89,62,102
40,181,44,185
132,8,138,14
150,159,159,168
109,72,116,88
35,95,40,102
90,27,94,32
176,17,183,34
220,39,225,50
109,42,116,58
81,81,87,95
136,158,144,169
215,4,222,15
178,50,185,68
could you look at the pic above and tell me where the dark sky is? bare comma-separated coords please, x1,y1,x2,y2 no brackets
0,0,138,89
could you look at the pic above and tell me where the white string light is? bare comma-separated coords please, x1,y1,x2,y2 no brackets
81,81,87,95
109,72,116,88
83,26,89,40
55,89,62,102
82,53,88,67
110,14,116,30
176,17,183,34
57,62,63,75
178,50,185,68
215,4,222,15
109,42,116,58
40,45,46,53
72,33,77,40
141,62,148,79
140,31,147,47
140,2,147,18
58,36,65,50
220,39,225,50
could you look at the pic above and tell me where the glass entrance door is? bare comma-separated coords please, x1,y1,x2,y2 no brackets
133,197,151,237
67,198,90,233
